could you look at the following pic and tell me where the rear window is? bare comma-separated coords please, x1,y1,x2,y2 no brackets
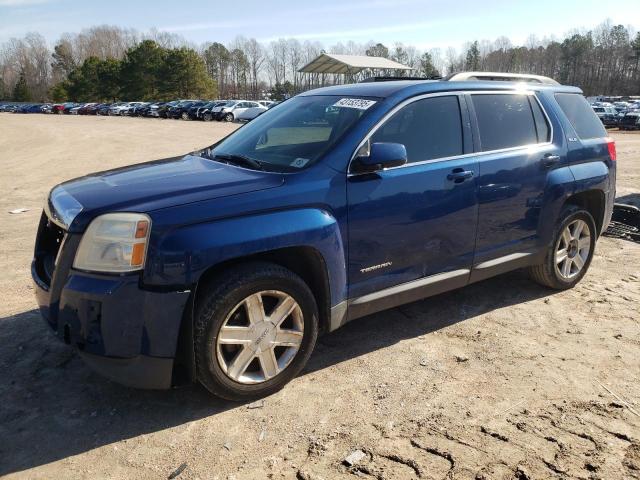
555,93,606,139
471,94,541,151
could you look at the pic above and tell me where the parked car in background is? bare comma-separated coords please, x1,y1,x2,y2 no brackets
198,101,227,121
213,100,264,122
62,103,79,114
187,101,217,120
108,102,131,116
138,102,162,117
613,101,631,113
77,103,98,115
167,100,200,120
96,103,112,115
235,103,268,121
51,103,65,114
156,100,181,118
128,102,150,116
592,105,619,127
619,110,640,130
70,104,89,115
258,100,275,108
1,103,18,112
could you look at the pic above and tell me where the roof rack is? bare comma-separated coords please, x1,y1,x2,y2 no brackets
359,76,442,83
445,71,559,85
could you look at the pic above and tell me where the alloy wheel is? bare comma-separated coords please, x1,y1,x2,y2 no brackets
555,219,591,280
215,290,304,384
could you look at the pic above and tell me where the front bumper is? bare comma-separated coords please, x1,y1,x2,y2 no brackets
32,217,191,389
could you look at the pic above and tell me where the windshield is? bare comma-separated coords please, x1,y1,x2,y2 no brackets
207,95,378,172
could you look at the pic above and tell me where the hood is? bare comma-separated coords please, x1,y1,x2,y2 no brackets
53,154,284,232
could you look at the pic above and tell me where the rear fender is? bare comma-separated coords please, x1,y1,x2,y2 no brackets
536,166,576,247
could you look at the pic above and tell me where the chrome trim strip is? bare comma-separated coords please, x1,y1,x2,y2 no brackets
349,268,470,306
473,252,533,270
329,301,348,331
347,89,554,176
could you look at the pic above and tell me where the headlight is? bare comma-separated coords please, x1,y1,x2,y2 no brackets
73,213,151,273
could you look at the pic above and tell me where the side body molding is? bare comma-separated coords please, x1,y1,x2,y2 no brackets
146,208,347,308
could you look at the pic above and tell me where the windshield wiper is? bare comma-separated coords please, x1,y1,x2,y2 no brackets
206,152,264,171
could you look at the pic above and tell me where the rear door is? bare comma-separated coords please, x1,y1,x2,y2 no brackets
466,91,561,279
347,94,478,299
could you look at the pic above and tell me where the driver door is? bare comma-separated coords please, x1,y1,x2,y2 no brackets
347,94,479,304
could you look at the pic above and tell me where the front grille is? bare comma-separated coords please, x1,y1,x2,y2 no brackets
34,212,66,286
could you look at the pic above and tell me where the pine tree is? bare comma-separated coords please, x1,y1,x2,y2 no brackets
12,72,31,102
465,41,480,71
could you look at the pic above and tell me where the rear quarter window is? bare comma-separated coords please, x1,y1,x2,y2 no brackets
554,93,607,139
471,94,540,151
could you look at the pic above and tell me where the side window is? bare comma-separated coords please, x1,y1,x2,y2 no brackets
370,96,463,163
554,93,607,139
471,94,538,151
529,96,551,143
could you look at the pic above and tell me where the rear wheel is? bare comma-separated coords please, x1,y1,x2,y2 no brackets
194,262,319,401
528,205,596,289
181,112,189,120
203,113,212,122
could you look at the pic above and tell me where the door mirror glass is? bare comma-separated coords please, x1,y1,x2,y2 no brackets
351,142,407,174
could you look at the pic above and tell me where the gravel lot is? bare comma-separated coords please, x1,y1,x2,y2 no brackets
0,114,639,479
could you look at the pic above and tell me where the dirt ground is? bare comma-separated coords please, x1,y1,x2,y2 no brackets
0,114,639,480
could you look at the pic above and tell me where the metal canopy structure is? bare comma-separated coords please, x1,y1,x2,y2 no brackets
299,53,413,75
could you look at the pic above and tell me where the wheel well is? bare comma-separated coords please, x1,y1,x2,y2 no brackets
565,190,606,235
194,247,331,334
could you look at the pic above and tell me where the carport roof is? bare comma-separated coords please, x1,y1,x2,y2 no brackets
298,53,413,74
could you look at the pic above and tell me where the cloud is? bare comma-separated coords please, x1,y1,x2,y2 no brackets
160,0,423,34
158,19,265,33
0,0,52,6
258,20,444,43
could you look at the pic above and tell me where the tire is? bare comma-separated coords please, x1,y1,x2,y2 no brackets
203,113,212,122
223,112,234,122
528,205,597,290
181,112,189,120
57,109,64,115
194,262,319,401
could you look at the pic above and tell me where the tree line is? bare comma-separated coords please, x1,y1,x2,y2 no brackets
0,21,638,103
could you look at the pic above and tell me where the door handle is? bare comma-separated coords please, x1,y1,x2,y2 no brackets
542,153,561,167
447,169,474,182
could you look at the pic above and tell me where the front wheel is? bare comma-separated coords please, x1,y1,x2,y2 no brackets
223,112,234,122
194,262,319,401
203,113,212,122
528,205,596,289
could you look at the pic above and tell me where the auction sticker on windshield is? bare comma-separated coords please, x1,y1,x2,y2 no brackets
333,98,377,110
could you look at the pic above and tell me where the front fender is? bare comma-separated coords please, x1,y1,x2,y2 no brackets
145,208,347,307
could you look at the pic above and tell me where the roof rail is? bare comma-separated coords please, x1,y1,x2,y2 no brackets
359,76,442,83
445,71,559,85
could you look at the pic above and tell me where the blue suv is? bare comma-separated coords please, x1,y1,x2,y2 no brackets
32,74,616,400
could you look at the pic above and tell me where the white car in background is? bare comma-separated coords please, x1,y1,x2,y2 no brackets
213,100,264,122
235,103,268,122
109,102,142,116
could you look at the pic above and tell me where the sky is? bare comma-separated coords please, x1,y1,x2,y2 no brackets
1,0,639,49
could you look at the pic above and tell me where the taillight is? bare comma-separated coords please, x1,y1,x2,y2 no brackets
606,138,616,161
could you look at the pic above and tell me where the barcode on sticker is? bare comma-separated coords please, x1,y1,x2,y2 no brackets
333,98,377,110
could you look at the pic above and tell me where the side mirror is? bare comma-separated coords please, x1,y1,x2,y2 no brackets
351,142,407,174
